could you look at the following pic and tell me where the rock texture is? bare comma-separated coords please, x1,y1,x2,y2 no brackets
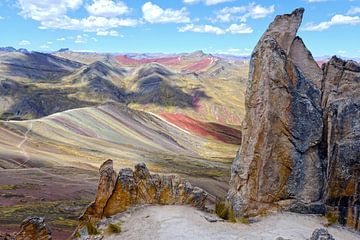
310,228,335,240
322,57,360,231
79,159,117,224
228,8,360,231
14,217,51,240
79,160,209,227
228,8,324,216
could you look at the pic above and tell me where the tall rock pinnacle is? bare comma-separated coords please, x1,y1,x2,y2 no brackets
228,8,360,231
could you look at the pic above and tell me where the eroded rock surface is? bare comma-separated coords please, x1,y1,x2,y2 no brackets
228,8,324,216
79,161,209,227
228,8,360,231
79,159,117,224
310,228,335,240
322,57,360,231
14,217,51,240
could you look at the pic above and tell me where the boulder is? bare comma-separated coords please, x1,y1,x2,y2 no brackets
309,228,335,240
14,217,51,240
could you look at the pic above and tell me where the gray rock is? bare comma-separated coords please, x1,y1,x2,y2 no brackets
309,228,335,240
228,8,324,217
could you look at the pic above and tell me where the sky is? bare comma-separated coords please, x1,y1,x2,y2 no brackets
0,0,359,57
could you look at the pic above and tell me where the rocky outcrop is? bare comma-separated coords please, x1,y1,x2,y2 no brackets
79,161,209,227
14,217,51,240
310,228,335,240
322,57,360,231
228,8,324,216
228,8,360,231
79,159,117,224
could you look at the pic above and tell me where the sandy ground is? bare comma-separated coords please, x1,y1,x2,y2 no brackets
103,205,360,240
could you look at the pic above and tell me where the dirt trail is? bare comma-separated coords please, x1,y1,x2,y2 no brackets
16,122,33,168
107,205,359,240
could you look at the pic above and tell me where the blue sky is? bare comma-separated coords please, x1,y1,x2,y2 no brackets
0,0,359,56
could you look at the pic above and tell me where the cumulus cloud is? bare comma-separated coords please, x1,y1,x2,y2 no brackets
18,40,31,46
227,23,253,34
178,24,225,34
303,14,360,31
217,47,252,55
178,23,253,34
96,30,121,36
347,6,360,15
57,37,66,41
183,0,234,5
18,0,83,21
17,0,138,34
142,2,190,23
215,3,275,22
86,0,129,17
70,34,88,43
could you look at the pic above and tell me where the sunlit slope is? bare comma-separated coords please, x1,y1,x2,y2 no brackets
1,50,248,125
0,103,239,179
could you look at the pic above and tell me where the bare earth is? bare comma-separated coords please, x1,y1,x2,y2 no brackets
101,205,360,240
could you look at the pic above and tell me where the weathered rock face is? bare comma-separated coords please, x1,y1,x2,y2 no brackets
228,8,324,216
79,159,116,224
228,8,359,231
14,217,51,240
79,161,209,227
310,228,335,240
322,57,360,231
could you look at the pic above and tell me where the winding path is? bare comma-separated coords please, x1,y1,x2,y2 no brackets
16,122,33,168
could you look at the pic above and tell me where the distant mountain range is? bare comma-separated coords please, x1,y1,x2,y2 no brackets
0,47,247,124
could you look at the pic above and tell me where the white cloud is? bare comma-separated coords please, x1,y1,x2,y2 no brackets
217,47,252,55
227,23,253,34
178,23,253,34
179,24,225,34
183,0,234,5
57,37,66,41
307,0,328,2
96,30,122,36
40,44,50,49
142,2,190,24
86,0,129,17
18,0,83,21
347,6,360,15
0,16,4,20
303,14,360,31
17,0,139,34
72,35,87,43
18,40,31,46
215,3,275,22
47,41,53,44
38,16,139,32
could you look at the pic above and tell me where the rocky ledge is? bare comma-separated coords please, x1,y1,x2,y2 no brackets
78,160,210,230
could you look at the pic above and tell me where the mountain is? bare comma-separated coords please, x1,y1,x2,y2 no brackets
0,102,241,237
0,50,247,124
